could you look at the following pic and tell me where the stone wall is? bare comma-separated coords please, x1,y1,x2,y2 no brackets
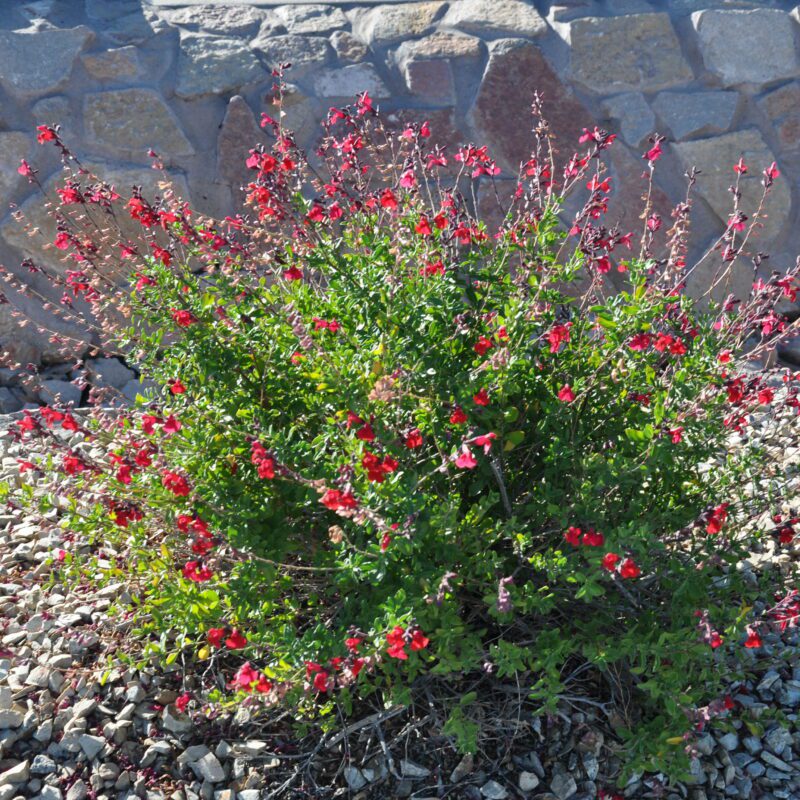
3,0,800,377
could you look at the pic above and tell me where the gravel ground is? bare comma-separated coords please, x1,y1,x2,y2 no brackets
0,400,800,800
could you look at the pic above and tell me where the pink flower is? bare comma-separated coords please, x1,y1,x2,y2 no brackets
455,446,478,470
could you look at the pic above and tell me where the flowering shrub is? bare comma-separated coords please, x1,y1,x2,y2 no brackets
5,88,800,782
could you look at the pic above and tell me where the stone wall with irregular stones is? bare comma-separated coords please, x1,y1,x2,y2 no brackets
3,0,800,401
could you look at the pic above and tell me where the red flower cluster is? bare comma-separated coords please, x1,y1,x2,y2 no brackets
251,441,276,480
362,451,398,483
564,526,604,547
321,489,358,511
208,626,247,649
231,662,272,694
602,553,640,579
162,471,191,496
386,625,430,660
706,503,729,535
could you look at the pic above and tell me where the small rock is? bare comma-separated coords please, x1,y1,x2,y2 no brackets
0,709,23,729
550,767,577,800
451,754,473,783
25,665,52,688
79,733,105,759
695,733,715,755
519,771,540,791
162,704,193,734
30,755,57,775
193,752,225,783
717,732,739,751
765,725,793,756
400,760,430,779
344,767,366,790
0,760,28,785
66,781,87,800
762,751,793,771
480,780,507,799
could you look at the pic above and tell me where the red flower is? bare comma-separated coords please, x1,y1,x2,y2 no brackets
171,309,197,328
602,552,620,571
381,533,391,552
564,526,581,547
63,455,88,475
151,245,171,266
558,385,575,403
183,561,213,582
758,388,774,405
449,406,467,424
581,529,604,547
313,670,330,693
54,231,71,250
619,558,641,579
207,628,225,647
473,389,490,406
410,629,429,651
546,323,571,354
380,189,398,210
779,526,794,544
420,260,445,277
36,125,57,144
175,692,191,712
232,662,261,692
474,336,494,356
744,628,762,649
386,626,407,660
643,140,663,164
362,451,398,482
225,629,247,649
321,489,358,511
170,379,186,395
628,333,652,351
162,471,191,496
251,441,276,479
718,350,732,364
706,503,729,536
653,333,673,352
415,216,432,236
162,415,182,436
356,423,375,442
345,637,362,652
763,162,780,182
469,432,496,454
404,429,423,449
116,464,132,485
668,427,684,444
733,158,747,174
283,266,303,281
